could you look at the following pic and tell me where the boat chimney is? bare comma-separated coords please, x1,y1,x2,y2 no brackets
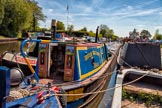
51,19,57,40
95,26,99,43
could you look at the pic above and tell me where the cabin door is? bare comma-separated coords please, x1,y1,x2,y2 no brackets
38,43,49,78
49,44,65,78
64,46,75,81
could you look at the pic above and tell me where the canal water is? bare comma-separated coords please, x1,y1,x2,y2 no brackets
0,41,21,55
0,41,35,55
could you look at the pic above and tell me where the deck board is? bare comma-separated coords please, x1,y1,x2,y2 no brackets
124,81,162,96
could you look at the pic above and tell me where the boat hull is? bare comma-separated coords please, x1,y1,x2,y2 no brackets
6,92,62,108
1,52,37,76
1,39,121,108
64,44,120,108
112,42,162,108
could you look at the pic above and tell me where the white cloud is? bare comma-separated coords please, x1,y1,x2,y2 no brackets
111,8,161,19
37,0,162,37
160,12,162,16
133,8,160,16
137,25,144,27
92,0,104,7
135,0,159,8
155,25,162,29
127,6,133,10
48,9,53,12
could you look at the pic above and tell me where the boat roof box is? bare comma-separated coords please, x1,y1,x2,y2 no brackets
123,43,161,69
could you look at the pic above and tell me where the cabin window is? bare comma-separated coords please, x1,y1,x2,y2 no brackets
65,46,74,69
40,52,45,64
66,55,72,69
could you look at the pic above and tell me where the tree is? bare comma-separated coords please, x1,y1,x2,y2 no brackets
79,27,87,32
107,29,114,38
140,30,151,39
28,0,46,31
100,24,108,37
98,33,102,38
111,34,119,41
100,24,114,41
0,0,5,24
57,21,65,30
0,0,46,37
153,29,162,40
88,31,95,37
67,25,74,36
153,29,160,40
0,0,33,37
156,34,162,40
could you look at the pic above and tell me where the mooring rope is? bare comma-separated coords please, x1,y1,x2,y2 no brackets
48,44,152,96
51,69,151,96
9,43,151,96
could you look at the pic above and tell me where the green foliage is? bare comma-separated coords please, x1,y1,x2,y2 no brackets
30,1,46,22
72,31,87,37
0,0,32,37
122,88,162,107
140,30,151,39
88,31,95,37
0,0,46,37
98,34,102,37
111,35,119,41
156,34,162,40
153,29,159,39
122,88,128,99
67,25,74,36
41,28,49,31
79,27,87,32
99,24,115,41
100,24,109,37
57,21,65,30
56,30,87,37
0,0,5,24
154,29,162,40
25,0,46,32
137,92,145,100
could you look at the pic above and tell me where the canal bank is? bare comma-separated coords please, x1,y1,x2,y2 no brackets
0,37,18,43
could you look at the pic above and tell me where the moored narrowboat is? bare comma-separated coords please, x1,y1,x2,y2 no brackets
0,20,120,108
112,42,162,108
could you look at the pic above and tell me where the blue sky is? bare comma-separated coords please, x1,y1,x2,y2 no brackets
36,0,162,37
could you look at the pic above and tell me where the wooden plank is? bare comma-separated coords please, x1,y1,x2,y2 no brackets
124,84,162,96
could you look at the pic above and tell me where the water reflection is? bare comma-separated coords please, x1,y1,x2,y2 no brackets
0,41,21,54
0,41,36,55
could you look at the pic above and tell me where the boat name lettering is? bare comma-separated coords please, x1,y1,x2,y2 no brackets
15,56,36,65
84,51,100,61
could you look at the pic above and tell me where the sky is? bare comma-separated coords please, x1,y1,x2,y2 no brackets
35,0,162,37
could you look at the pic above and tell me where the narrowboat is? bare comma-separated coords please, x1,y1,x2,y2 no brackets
112,42,162,108
1,35,51,76
1,52,37,76
0,20,120,108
